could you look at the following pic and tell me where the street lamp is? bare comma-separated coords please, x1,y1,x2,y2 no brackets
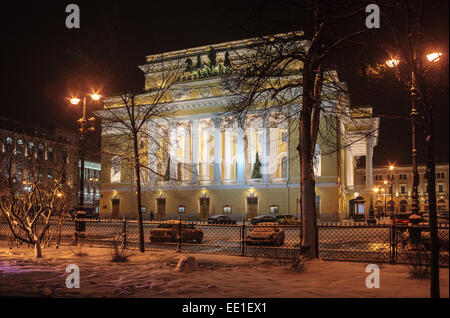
368,187,379,224
69,92,101,207
385,52,442,218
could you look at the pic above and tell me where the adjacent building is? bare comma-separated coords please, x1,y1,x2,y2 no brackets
79,160,102,211
354,163,449,214
0,117,80,208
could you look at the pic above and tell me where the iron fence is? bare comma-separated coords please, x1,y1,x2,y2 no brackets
0,216,448,267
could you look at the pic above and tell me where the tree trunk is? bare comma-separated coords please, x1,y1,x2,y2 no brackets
299,150,319,258
299,76,319,259
133,134,145,253
424,116,439,298
34,240,42,258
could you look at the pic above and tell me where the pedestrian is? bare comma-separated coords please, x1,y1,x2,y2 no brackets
150,210,154,221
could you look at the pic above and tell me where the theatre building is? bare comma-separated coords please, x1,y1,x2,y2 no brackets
97,35,380,221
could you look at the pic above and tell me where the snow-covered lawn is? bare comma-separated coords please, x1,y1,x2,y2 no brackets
0,242,447,298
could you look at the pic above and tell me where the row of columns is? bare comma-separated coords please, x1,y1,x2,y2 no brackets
155,115,276,185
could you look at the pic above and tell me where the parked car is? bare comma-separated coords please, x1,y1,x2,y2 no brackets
250,215,276,225
246,222,285,246
207,214,237,224
70,207,99,219
389,212,411,224
422,211,449,223
149,221,203,243
274,214,301,225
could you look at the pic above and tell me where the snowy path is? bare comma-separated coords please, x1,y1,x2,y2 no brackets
0,242,448,298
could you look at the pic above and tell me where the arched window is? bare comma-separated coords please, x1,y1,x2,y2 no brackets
110,156,121,183
281,156,288,179
387,200,395,212
399,200,408,212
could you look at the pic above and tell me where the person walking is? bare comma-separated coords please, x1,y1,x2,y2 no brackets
150,210,154,221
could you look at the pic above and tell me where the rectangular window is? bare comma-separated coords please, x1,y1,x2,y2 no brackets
281,132,288,143
178,205,185,214
400,185,406,194
438,185,444,193
223,205,232,214
269,205,279,214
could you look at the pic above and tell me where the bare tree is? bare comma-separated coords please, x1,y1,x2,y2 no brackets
98,56,183,252
224,0,369,259
365,0,449,298
0,133,72,258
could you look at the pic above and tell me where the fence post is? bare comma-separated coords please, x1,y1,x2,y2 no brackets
177,216,182,253
241,217,245,256
74,217,78,246
122,216,127,248
390,223,397,263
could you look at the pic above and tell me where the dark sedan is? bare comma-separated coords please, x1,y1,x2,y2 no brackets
207,214,237,224
70,207,99,219
250,215,276,225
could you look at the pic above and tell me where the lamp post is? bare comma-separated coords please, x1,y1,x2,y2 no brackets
70,93,100,208
385,53,442,221
385,59,420,218
368,187,379,224
387,165,395,219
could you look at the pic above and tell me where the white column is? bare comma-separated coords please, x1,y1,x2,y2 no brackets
365,138,373,190
183,124,190,181
261,115,270,183
212,117,222,185
148,128,157,186
202,124,210,181
224,129,232,179
170,126,177,180
191,119,200,184
236,121,245,184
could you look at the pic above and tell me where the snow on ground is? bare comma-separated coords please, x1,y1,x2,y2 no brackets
0,241,448,298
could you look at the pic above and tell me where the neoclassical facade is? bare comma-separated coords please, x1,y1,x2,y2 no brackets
98,35,379,221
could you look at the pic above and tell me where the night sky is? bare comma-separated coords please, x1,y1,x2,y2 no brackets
1,0,448,165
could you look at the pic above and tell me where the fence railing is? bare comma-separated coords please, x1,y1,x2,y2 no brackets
0,216,448,267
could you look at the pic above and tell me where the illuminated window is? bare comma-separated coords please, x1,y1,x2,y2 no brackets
17,140,24,155
269,205,279,214
111,156,121,183
178,205,185,214
223,205,232,214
